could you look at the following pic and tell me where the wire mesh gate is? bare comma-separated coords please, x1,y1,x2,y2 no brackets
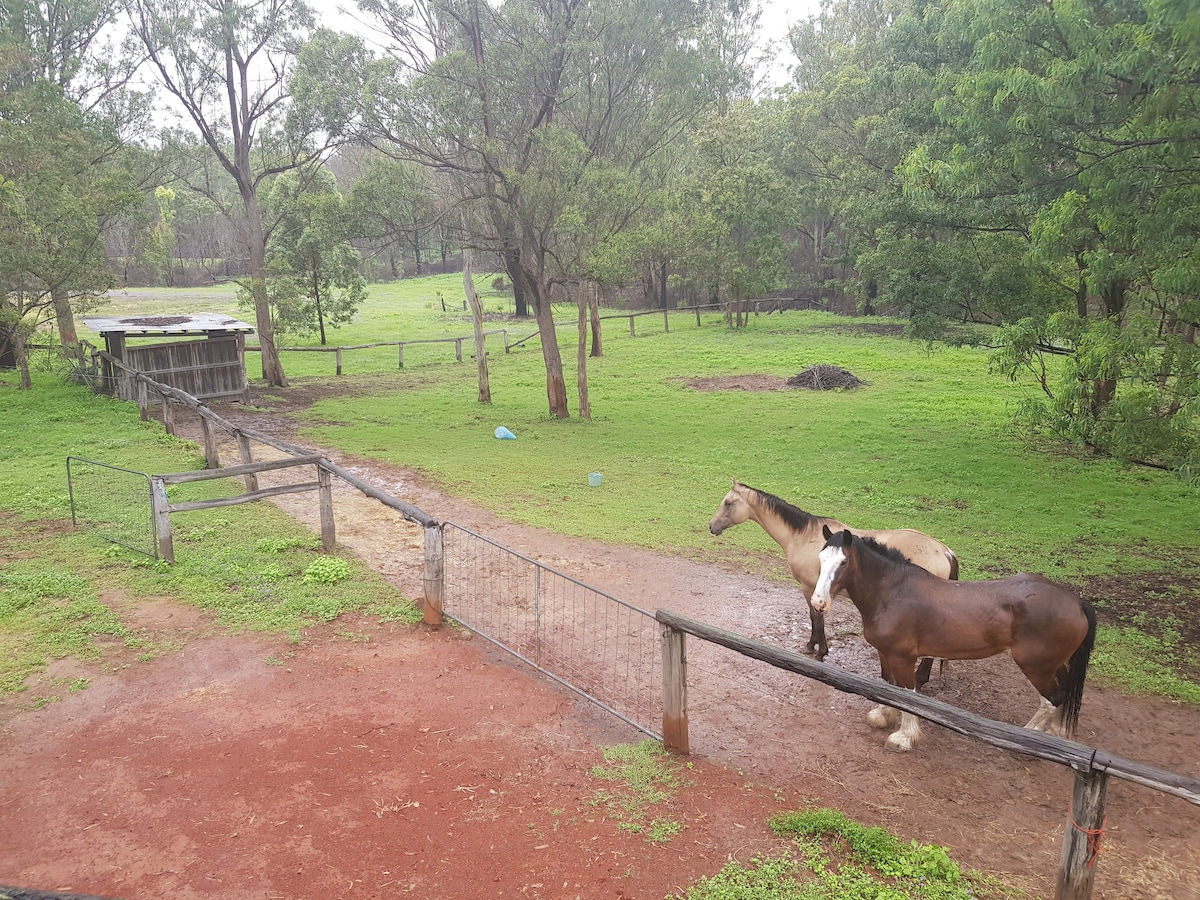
441,522,663,739
66,457,157,558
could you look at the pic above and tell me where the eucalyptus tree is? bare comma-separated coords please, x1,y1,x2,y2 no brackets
346,155,442,278
358,0,733,419
125,0,363,387
249,167,366,345
0,0,142,378
673,102,793,327
781,0,983,319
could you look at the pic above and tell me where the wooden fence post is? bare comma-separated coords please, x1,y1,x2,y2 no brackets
423,523,444,626
317,463,336,552
1056,766,1109,900
236,432,258,492
661,624,689,754
138,381,150,421
398,343,405,368
336,347,343,376
629,315,636,336
503,330,510,353
160,395,176,436
455,338,463,362
663,309,669,332
200,416,221,469
695,306,701,327
151,476,174,564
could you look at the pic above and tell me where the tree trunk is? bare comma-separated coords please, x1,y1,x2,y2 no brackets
1089,278,1128,418
589,284,602,358
505,248,529,317
242,189,287,386
463,249,491,403
315,272,328,346
864,279,878,317
52,287,79,356
576,279,590,420
13,325,32,389
412,217,423,275
534,283,569,418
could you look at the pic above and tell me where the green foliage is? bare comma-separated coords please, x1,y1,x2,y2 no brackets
1091,626,1200,703
256,536,316,553
0,556,130,696
994,311,1200,470
770,809,961,884
589,741,689,842
674,103,794,316
241,168,367,345
301,556,351,586
675,808,1001,900
0,30,141,382
674,854,805,900
871,0,1200,471
0,371,419,693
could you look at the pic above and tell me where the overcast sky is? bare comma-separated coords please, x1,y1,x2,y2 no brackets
305,0,827,89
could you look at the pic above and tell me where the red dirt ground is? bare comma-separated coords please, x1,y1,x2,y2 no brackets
2,391,1199,900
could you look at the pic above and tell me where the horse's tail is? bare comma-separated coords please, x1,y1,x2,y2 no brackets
1059,599,1098,735
946,550,959,581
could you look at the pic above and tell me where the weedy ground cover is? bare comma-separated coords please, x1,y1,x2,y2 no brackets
672,806,1008,900
0,373,420,707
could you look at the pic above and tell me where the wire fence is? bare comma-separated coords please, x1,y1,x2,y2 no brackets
441,522,662,738
66,457,157,558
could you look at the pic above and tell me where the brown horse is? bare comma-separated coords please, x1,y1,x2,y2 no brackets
708,480,959,670
812,525,1096,752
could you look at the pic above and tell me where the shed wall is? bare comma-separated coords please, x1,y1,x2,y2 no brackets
118,335,247,403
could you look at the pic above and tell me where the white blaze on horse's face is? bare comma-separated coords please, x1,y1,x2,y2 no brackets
811,542,846,614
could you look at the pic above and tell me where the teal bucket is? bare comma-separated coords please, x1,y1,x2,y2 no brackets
588,472,603,487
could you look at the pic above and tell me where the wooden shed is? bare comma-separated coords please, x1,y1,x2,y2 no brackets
82,313,254,404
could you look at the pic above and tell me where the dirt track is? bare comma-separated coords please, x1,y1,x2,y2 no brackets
2,399,1198,900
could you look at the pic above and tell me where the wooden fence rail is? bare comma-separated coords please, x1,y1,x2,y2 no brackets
81,349,438,562
241,304,731,368
655,608,1200,900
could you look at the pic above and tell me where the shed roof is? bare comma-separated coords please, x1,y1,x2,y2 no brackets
82,313,255,336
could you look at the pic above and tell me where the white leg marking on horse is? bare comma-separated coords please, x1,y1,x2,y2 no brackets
867,705,900,729
886,712,921,752
1024,696,1057,732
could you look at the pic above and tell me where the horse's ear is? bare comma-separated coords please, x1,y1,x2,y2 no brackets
822,523,833,541
841,529,853,548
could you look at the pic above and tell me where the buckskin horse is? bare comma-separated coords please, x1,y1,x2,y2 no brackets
812,525,1096,752
708,479,959,677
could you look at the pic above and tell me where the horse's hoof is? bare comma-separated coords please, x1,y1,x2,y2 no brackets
866,705,899,729
886,731,916,752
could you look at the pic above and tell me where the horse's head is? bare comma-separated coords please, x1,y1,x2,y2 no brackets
810,524,854,614
709,479,753,535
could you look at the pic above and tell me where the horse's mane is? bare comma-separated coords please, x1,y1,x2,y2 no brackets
857,534,918,567
743,484,820,534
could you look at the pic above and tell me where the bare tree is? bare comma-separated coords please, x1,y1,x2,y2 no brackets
360,0,728,418
126,0,358,386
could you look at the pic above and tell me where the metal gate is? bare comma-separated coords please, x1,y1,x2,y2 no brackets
66,457,157,558
441,522,662,738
